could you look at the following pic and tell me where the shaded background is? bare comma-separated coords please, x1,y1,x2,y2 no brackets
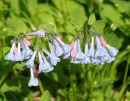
0,0,130,101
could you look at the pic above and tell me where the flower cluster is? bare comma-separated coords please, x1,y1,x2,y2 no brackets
5,29,118,87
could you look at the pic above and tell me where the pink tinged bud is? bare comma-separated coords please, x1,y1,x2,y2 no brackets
71,41,77,58
71,40,75,47
13,44,18,54
55,35,62,46
10,40,14,45
24,38,31,46
26,35,32,39
33,64,38,77
100,36,107,46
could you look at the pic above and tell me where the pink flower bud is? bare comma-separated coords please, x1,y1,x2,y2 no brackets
100,36,107,46
71,41,76,58
26,35,32,39
33,64,38,77
10,40,14,45
13,44,18,54
24,38,31,46
55,36,62,46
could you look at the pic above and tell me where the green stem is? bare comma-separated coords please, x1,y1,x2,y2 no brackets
39,79,44,95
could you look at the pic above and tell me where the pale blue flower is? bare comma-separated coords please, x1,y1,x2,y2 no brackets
14,43,23,61
5,42,15,61
26,29,45,37
53,40,64,57
26,51,37,68
106,45,119,57
87,37,95,63
70,39,86,64
38,52,46,73
43,48,60,66
56,37,72,55
84,43,91,64
21,41,33,59
40,53,54,72
28,68,38,87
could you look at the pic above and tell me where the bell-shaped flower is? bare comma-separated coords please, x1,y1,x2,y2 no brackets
76,39,86,63
14,43,24,61
38,52,46,73
56,36,72,55
40,53,54,72
53,39,64,57
86,37,95,63
93,36,108,64
43,47,60,66
21,41,33,59
106,45,119,57
28,68,38,87
84,43,91,64
26,51,37,68
23,38,31,46
5,42,16,61
100,36,118,57
26,29,45,37
70,40,86,64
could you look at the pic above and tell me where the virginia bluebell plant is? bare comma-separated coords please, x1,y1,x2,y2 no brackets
5,29,118,87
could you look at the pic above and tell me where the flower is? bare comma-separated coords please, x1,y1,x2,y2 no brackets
53,39,64,57
5,42,16,61
28,67,38,87
84,43,91,64
87,37,95,62
70,39,86,64
26,51,37,68
100,36,118,62
39,53,54,72
21,40,33,59
93,36,109,65
27,29,45,37
56,36,72,56
23,38,31,46
14,43,24,61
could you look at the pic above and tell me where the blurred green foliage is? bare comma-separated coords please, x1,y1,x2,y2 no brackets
0,0,130,101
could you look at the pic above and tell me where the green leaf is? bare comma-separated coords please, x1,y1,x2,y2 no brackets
93,20,105,33
100,4,123,28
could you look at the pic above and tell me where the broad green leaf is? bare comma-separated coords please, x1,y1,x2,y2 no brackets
100,4,123,28
9,0,20,15
6,16,29,35
68,0,87,27
112,0,130,14
93,20,105,33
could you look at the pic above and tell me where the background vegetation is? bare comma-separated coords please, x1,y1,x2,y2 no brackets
0,0,130,101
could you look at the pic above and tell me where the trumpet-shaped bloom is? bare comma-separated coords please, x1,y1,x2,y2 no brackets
21,41,33,59
5,42,16,61
70,39,86,64
28,68,38,87
27,29,45,37
86,37,95,64
14,43,24,61
40,53,54,72
43,48,60,66
56,36,72,55
26,51,37,68
53,39,64,57
106,45,119,57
